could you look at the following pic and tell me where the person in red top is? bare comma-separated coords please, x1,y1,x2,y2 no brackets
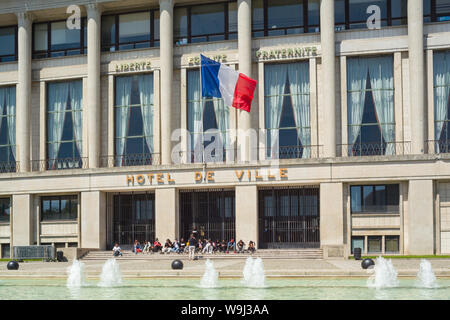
153,238,162,253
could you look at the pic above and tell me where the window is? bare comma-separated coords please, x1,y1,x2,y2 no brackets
434,50,450,153
102,10,160,52
115,73,155,166
425,0,450,22
0,86,16,172
0,198,10,223
33,20,86,59
335,0,408,30
252,0,320,37
351,236,364,254
41,195,78,221
1,244,10,259
367,236,382,253
47,80,83,170
351,184,399,213
0,26,17,62
347,56,395,156
174,1,237,45
187,69,229,163
385,235,399,253
264,62,311,159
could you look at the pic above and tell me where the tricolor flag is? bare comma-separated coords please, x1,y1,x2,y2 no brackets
200,54,257,112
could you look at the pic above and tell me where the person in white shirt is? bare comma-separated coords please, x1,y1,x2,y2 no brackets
112,243,122,257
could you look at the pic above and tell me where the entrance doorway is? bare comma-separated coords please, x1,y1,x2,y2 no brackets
258,186,320,249
110,193,155,247
179,189,235,242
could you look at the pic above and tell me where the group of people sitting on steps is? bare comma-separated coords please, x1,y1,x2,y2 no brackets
111,229,256,257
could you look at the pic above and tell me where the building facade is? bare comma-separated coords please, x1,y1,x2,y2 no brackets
0,0,449,258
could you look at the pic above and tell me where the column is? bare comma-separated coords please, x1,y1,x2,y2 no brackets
408,0,426,154
155,188,178,242
12,194,33,246
320,182,344,258
160,0,174,165
406,180,434,255
87,4,102,168
320,0,336,158
80,191,106,249
235,185,258,248
237,0,252,162
16,12,33,172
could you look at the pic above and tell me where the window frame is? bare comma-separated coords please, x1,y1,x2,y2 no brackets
174,1,237,45
101,9,160,52
434,50,450,152
0,25,18,63
426,0,450,22
32,18,87,59
350,184,400,214
0,197,11,223
40,195,78,222
0,85,17,168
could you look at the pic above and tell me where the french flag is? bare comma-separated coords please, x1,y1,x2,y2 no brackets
201,54,257,113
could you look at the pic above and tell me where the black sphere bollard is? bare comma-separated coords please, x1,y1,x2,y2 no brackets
7,260,19,270
171,259,184,270
361,258,375,269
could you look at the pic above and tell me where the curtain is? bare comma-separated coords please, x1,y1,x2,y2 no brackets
70,81,83,158
265,64,288,158
6,87,16,161
213,98,229,161
48,82,70,166
0,88,4,135
368,56,395,155
434,51,450,152
188,70,203,163
138,74,154,154
288,62,310,159
115,76,132,166
347,58,369,155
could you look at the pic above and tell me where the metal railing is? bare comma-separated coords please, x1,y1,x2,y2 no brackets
427,140,450,154
338,141,411,157
0,161,19,173
100,153,161,168
259,145,323,159
31,157,88,171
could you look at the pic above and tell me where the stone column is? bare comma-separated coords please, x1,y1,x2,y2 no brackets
235,185,258,248
320,0,336,158
408,0,426,154
406,180,434,255
12,194,33,246
155,188,178,242
320,182,344,258
160,0,174,165
237,0,252,162
80,191,106,249
87,4,102,168
16,12,33,172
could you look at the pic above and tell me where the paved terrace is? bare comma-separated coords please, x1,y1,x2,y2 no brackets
0,256,449,279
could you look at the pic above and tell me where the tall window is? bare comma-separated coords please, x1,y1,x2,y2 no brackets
187,69,229,163
434,50,450,153
335,0,407,31
47,80,83,170
264,62,310,159
0,26,17,62
252,0,320,37
0,86,16,172
41,195,78,221
350,184,399,213
424,0,450,22
347,56,395,156
102,10,160,52
174,1,237,45
33,20,87,58
115,74,155,166
0,198,10,223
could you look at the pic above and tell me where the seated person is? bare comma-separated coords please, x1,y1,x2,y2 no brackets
179,238,186,253
112,243,122,257
171,239,180,253
196,239,203,253
221,240,227,253
202,239,213,254
162,239,173,254
133,240,142,254
227,238,236,253
142,241,152,254
248,241,256,253
153,238,162,252
237,240,245,253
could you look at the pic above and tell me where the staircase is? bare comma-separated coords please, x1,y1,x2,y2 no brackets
81,248,323,261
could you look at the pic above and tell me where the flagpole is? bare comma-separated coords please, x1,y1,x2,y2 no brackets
199,54,205,165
